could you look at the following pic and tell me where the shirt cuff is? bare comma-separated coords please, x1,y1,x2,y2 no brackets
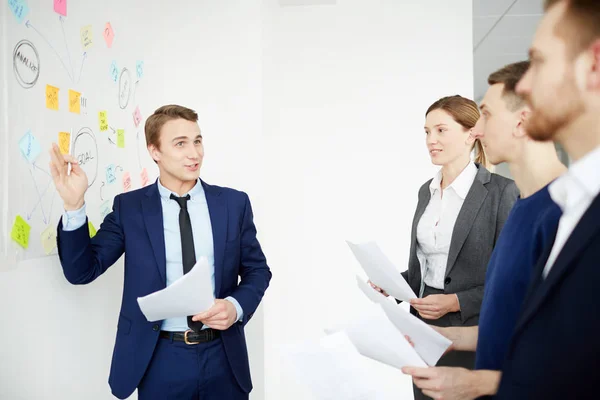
62,204,87,231
225,296,244,322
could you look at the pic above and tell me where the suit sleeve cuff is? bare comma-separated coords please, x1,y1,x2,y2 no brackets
226,296,244,322
62,204,87,231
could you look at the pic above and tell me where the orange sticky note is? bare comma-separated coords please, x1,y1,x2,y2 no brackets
122,172,131,192
41,225,57,254
103,22,115,48
58,131,71,154
11,215,31,249
99,111,108,132
88,221,97,238
46,84,59,110
69,89,81,114
140,167,149,187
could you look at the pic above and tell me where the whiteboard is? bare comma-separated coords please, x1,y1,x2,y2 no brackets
3,0,158,264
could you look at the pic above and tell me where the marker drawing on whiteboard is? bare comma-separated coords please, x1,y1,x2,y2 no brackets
59,16,74,80
25,20,73,82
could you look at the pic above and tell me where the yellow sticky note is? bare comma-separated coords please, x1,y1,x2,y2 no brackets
88,221,97,238
80,25,93,49
69,90,81,114
117,129,125,148
99,111,108,132
11,215,31,249
41,225,57,254
58,132,71,154
46,85,59,110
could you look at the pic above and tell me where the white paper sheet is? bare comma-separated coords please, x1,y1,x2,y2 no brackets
347,241,417,302
281,332,387,400
137,257,215,321
344,303,427,369
356,276,452,366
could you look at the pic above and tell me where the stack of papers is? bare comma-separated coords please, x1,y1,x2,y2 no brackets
137,257,215,322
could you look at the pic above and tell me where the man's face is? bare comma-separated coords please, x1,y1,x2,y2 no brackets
473,84,523,165
149,118,204,183
516,2,585,141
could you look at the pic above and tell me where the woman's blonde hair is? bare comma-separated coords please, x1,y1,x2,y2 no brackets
425,95,489,169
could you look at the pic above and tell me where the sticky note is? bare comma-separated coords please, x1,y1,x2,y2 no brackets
117,129,125,148
99,111,108,132
11,215,31,249
46,84,59,110
140,167,149,187
136,61,144,79
110,60,119,83
8,0,29,24
133,106,142,127
41,225,57,254
103,22,115,48
80,25,93,50
100,200,111,220
88,221,97,238
19,130,42,163
53,0,66,16
106,164,116,184
58,132,71,154
122,172,131,192
69,89,81,114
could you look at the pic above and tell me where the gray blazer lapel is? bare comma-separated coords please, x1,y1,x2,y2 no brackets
444,166,490,278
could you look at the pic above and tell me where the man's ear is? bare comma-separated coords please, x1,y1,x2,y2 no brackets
514,108,530,138
588,39,600,91
148,144,160,163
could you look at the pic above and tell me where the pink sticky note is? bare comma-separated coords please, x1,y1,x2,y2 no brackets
54,0,67,16
122,172,131,192
140,168,149,187
133,106,142,127
103,22,115,48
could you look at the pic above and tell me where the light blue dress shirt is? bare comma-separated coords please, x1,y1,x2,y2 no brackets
62,179,243,331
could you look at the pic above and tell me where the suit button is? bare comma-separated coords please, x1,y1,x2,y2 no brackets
152,324,160,331
444,277,451,285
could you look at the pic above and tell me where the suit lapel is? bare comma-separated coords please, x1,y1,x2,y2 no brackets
514,193,600,335
142,181,167,285
202,180,228,299
412,182,432,256
444,166,489,278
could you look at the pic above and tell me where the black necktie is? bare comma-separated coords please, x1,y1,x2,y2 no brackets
170,193,204,332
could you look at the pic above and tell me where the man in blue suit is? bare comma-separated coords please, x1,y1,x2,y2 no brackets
495,0,600,398
49,105,271,399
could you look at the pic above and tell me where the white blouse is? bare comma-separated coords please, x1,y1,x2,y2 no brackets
416,162,478,292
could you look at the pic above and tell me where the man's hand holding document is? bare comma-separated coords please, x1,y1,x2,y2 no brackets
137,257,215,322
346,241,417,302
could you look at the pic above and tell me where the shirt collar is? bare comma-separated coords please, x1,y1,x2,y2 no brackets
548,145,600,211
157,178,204,201
429,162,477,200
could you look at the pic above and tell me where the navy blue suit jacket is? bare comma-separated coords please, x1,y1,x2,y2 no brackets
496,193,600,399
57,180,271,399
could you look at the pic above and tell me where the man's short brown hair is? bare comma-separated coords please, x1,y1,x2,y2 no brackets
487,61,530,111
544,0,600,57
144,105,199,149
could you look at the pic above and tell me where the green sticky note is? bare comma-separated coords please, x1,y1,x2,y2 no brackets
11,215,31,249
88,221,97,238
117,129,125,148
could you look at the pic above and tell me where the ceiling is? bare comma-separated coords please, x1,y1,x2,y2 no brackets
473,0,543,102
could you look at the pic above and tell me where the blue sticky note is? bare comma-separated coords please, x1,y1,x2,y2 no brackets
19,130,41,163
8,0,29,24
110,60,119,83
136,61,144,79
106,164,116,184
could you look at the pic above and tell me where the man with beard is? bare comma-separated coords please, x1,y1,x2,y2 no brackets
494,0,600,398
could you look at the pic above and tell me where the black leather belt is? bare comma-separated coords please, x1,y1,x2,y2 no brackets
160,329,220,345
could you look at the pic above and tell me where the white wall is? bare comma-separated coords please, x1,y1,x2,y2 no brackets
260,0,473,398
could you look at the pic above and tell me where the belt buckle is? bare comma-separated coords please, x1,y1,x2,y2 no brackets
184,329,201,345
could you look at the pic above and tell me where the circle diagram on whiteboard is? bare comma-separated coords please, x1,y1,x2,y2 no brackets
72,127,99,188
13,40,40,89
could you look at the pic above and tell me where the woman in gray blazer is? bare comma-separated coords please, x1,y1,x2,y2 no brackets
373,95,518,400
